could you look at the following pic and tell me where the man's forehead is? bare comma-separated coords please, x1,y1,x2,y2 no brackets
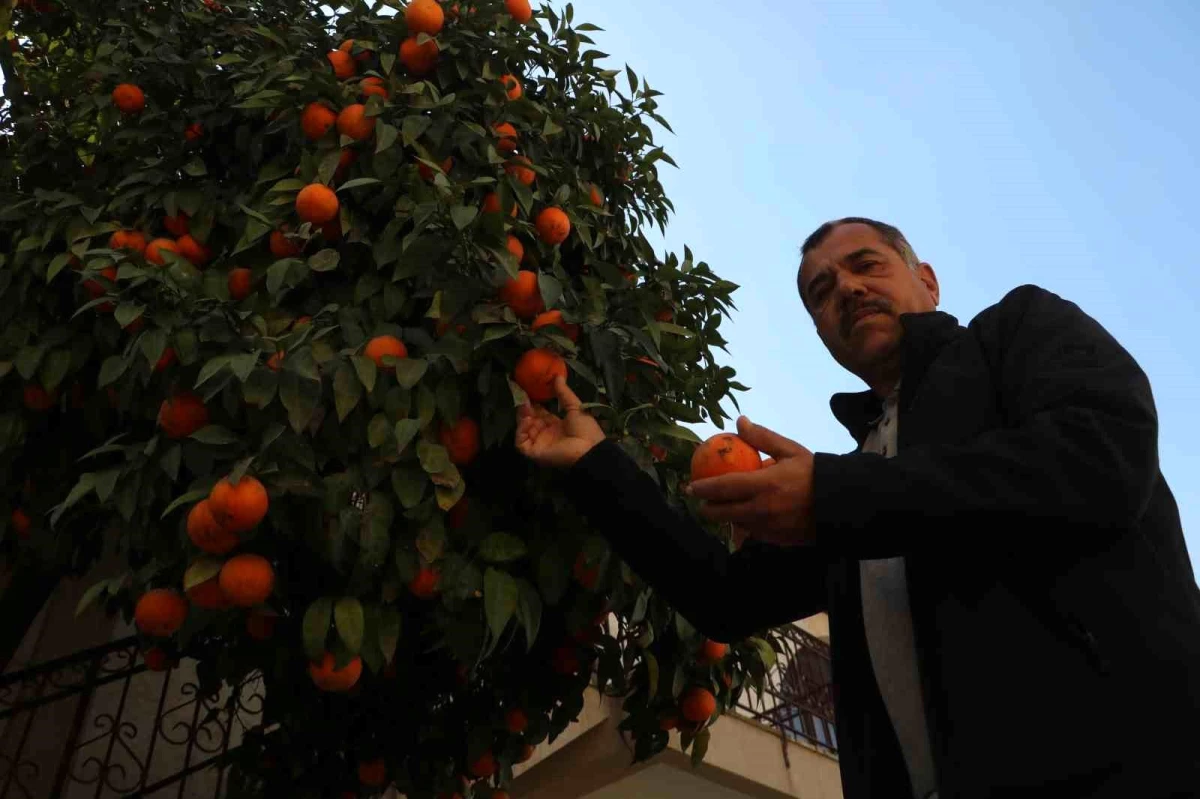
801,223,889,281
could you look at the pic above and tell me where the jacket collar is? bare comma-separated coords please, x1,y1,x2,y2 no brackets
829,310,964,445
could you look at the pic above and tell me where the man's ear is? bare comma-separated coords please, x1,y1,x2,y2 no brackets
917,262,940,308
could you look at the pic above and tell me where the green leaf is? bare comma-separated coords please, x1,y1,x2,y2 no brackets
538,274,563,310
38,349,71,392
516,579,542,651
658,322,695,338
748,636,778,672
161,488,209,519
352,356,378,392
394,418,422,455
416,523,445,563
334,597,365,655
479,532,527,563
98,355,127,388
302,598,334,662
392,358,428,389
14,346,44,380
279,372,321,433
450,204,478,230
184,557,222,591
334,364,362,421
308,249,340,272
375,122,399,154
483,568,519,643
94,468,121,502
194,355,230,388
401,115,432,147
190,425,240,446
658,424,702,444
691,728,710,767
391,466,427,509
228,353,258,382
417,440,450,474
368,413,392,449
51,472,96,525
183,157,207,177
47,253,73,282
113,304,143,329
377,607,401,664
75,578,112,618
337,177,382,192
380,52,397,76
536,550,569,606
646,651,659,700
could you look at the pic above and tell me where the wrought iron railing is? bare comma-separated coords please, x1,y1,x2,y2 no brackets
731,624,838,756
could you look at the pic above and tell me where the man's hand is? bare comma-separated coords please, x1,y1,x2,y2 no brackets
689,417,816,546
515,376,606,468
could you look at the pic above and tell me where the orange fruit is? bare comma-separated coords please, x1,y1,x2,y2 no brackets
359,76,389,99
339,39,372,63
266,351,284,372
517,743,535,763
417,156,453,182
690,433,763,481
505,0,532,23
505,234,524,264
218,553,275,607
439,417,481,465
500,74,522,100
535,207,571,245
446,496,469,529
153,346,177,373
157,392,209,439
699,639,728,664
22,384,55,411
296,184,339,224
134,589,189,637
109,229,148,253
326,49,356,80
186,575,230,610
175,234,211,266
469,751,496,779
654,308,674,322
573,552,599,589
364,334,408,370
301,102,337,140
482,192,517,217
184,122,204,142
408,566,440,599
309,652,363,692
145,237,180,265
680,687,717,723
293,316,312,329
162,212,189,236
358,758,387,787
10,508,32,539
227,267,253,301
505,155,535,186
659,714,679,731
144,647,171,671
269,229,303,258
588,183,603,207
187,499,238,554
498,271,544,319
405,0,444,35
650,443,668,462
209,475,269,533
335,148,358,183
492,122,518,154
531,310,579,341
246,610,276,640
513,348,567,403
400,35,439,75
336,103,376,141
83,265,118,299
112,83,145,114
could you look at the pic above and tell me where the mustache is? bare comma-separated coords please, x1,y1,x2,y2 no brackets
839,298,893,338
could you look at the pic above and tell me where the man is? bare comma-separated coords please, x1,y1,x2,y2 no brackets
516,218,1200,798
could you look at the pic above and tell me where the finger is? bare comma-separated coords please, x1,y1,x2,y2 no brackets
762,457,777,468
737,416,805,459
688,470,770,503
554,375,584,413
517,402,534,419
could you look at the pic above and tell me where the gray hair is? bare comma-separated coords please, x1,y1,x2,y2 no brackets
797,217,919,305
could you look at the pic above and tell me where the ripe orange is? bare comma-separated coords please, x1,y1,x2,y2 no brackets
535,207,571,246
400,35,439,75
481,192,518,217
446,496,469,529
531,310,579,341
326,49,357,80
222,267,252,301
690,433,763,481
162,213,189,236
109,229,148,253
269,229,303,258
209,475,269,533
492,122,518,153
335,148,357,183
417,156,453,182
157,392,209,439
187,499,238,554
439,417,481,465
296,184,339,224
112,83,145,115
359,76,389,99
650,443,668,462
336,103,376,141
498,271,544,319
680,687,717,723
23,384,55,411
505,155,535,185
338,39,372,63
588,183,603,206
266,351,284,371
505,234,524,263
514,348,568,403
175,234,211,266
186,576,230,610
309,652,363,692
301,102,337,140
83,266,118,300
405,0,444,35
184,122,204,142
573,552,599,589
358,758,387,787
408,566,440,599
517,743,535,763
10,509,31,539
246,610,277,640
153,346,177,372
469,751,496,779
218,553,275,607
699,639,728,664
655,308,674,322
145,237,180,265
364,334,408,370
144,647,170,671
505,0,532,23
500,74,522,100
134,589,189,637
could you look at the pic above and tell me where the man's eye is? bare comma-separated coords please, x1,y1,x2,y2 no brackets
854,260,878,272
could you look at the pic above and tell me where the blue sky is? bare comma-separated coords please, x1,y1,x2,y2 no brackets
574,0,1200,565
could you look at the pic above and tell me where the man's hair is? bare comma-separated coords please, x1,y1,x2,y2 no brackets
797,217,919,307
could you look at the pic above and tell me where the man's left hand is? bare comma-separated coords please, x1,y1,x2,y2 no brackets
689,417,817,547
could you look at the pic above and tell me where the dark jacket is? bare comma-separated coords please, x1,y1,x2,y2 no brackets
568,285,1200,799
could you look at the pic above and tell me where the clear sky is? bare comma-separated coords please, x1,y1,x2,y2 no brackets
575,0,1200,565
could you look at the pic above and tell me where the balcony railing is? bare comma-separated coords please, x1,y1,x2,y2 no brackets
731,624,838,755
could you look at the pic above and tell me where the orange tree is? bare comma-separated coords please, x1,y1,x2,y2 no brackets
0,1,781,796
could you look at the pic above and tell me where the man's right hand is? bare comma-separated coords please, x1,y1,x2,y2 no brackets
515,375,606,469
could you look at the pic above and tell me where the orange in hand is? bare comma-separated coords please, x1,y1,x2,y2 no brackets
514,348,568,403
690,433,762,481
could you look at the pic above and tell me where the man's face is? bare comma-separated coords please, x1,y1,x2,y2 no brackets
798,223,940,381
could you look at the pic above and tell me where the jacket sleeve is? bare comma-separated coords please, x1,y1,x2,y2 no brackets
567,440,829,642
812,284,1160,560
